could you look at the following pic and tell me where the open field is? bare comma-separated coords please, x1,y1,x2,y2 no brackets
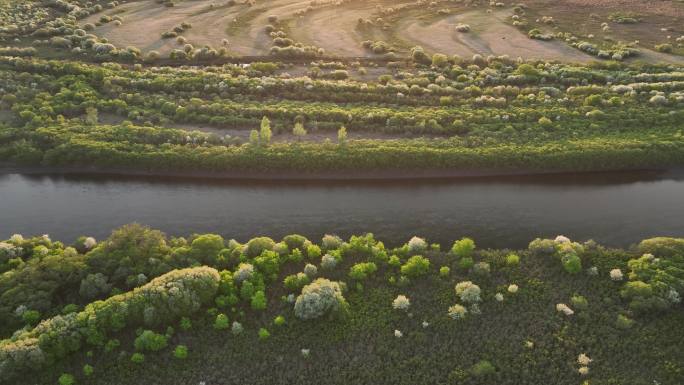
34,0,679,62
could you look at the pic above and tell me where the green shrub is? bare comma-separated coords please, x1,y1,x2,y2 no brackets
471,360,496,377
250,291,267,311
258,328,270,340
134,330,168,352
214,314,230,330
245,237,276,257
439,266,451,277
349,262,378,281
458,257,474,270
173,345,188,359
562,254,582,274
83,364,94,376
283,234,309,251
179,317,192,330
452,238,475,258
505,254,520,266
283,273,310,291
400,256,430,278
616,314,634,330
21,310,40,326
570,295,589,311
58,373,75,385
274,315,285,326
131,353,145,364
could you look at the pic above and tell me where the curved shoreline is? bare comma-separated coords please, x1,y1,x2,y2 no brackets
1,164,682,182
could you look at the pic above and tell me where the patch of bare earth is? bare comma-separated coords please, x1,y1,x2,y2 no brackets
397,9,593,62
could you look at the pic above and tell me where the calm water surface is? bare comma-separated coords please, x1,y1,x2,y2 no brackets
1,171,683,248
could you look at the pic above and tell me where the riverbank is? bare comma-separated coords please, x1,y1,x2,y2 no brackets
1,164,681,182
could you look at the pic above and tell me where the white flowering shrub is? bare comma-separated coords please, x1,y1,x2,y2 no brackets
495,293,504,302
448,304,468,320
392,295,410,311
577,353,592,366
231,321,243,335
303,263,318,278
294,278,346,320
407,236,427,253
394,329,403,338
321,234,342,250
610,268,623,281
83,237,97,250
320,254,338,270
556,303,574,316
507,284,519,294
234,263,254,283
455,281,482,303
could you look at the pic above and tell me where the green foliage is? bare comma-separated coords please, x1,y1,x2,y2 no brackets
349,262,378,281
400,256,430,278
245,237,276,258
258,328,270,340
134,330,168,352
82,364,94,377
58,373,75,385
283,273,310,292
173,345,188,359
505,253,520,266
562,254,582,274
130,353,144,364
451,238,475,258
439,266,450,277
471,360,496,377
273,315,285,326
214,313,230,330
250,291,267,311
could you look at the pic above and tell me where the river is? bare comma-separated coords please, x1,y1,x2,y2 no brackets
1,171,683,249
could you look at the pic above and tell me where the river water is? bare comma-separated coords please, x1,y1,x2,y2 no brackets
1,171,683,249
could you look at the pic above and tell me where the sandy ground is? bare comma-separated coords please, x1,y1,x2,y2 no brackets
397,9,594,62
288,2,375,57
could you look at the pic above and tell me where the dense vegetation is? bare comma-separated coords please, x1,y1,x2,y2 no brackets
1,55,683,174
0,225,683,384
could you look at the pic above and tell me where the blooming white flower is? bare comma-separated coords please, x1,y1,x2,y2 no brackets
525,340,534,349
455,281,482,303
301,348,310,357
448,304,468,320
665,288,681,304
577,353,592,366
10,234,24,243
41,234,50,242
234,263,254,283
392,295,410,311
407,236,427,253
422,321,429,328
303,263,318,278
394,329,403,338
554,235,571,243
610,268,623,281
587,266,599,276
578,366,589,375
14,305,27,316
321,254,338,270
231,321,243,335
286,294,296,303
556,303,574,316
495,293,504,302
83,237,97,249
507,284,519,294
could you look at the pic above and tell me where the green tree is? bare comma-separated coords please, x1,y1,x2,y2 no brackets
293,122,307,140
260,116,272,146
